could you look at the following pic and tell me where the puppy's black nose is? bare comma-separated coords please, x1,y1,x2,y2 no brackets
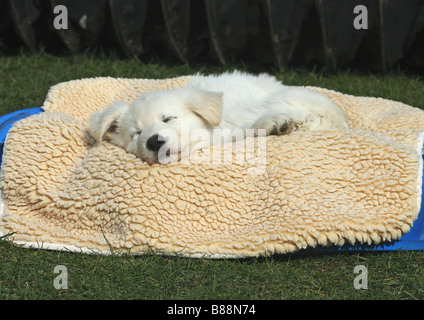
146,134,166,152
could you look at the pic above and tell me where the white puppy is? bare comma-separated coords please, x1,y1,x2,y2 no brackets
88,71,349,164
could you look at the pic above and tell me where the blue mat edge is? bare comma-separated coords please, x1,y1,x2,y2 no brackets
0,108,44,164
0,108,423,252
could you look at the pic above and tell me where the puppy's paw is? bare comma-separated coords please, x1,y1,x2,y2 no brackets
251,114,294,137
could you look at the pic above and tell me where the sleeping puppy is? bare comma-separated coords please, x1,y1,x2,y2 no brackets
88,71,349,164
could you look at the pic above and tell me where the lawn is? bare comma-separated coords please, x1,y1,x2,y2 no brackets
0,50,424,300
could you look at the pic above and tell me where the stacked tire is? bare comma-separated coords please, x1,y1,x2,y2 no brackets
1,0,423,73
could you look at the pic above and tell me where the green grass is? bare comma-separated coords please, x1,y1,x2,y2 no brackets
1,239,424,300
1,50,424,300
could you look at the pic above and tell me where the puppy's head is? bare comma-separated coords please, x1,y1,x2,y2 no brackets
87,87,223,164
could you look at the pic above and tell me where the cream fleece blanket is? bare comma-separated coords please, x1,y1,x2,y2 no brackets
1,76,424,258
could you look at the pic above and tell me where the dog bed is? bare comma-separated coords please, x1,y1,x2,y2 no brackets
0,76,424,258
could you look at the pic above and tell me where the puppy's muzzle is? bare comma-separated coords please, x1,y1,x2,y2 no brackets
146,134,166,152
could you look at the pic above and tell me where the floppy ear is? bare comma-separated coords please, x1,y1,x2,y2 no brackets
87,101,129,142
187,90,223,126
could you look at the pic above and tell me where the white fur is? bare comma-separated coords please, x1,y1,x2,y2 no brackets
88,71,349,164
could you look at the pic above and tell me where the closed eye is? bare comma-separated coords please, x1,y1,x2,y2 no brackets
163,116,177,123
131,129,142,137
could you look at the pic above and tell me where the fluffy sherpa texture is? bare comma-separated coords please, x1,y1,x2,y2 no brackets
1,76,424,258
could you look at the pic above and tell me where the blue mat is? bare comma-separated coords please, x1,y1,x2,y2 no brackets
0,108,43,164
0,108,423,252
